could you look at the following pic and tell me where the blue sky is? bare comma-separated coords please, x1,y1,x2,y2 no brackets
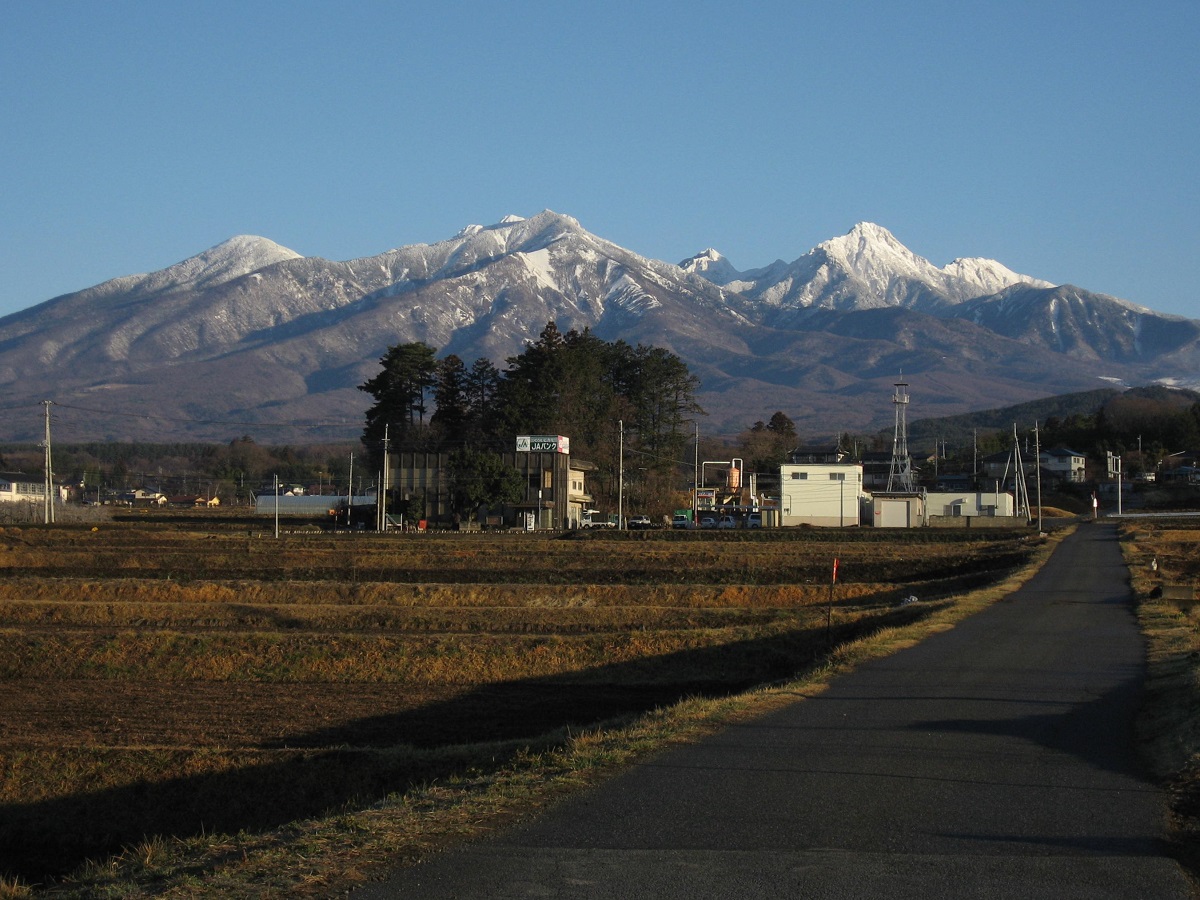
2,1,1197,318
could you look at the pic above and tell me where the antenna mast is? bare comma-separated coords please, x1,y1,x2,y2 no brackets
886,379,916,492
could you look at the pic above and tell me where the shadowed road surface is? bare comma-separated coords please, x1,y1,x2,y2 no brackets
356,524,1194,899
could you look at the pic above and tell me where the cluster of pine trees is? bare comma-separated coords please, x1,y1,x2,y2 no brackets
358,322,703,513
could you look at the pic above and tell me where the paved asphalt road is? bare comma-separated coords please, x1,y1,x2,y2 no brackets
355,524,1195,899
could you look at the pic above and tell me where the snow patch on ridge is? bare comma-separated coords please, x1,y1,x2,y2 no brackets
518,248,559,292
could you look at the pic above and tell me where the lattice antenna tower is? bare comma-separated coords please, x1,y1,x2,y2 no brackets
886,379,916,492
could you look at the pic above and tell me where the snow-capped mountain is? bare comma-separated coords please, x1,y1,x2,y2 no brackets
0,212,1194,442
950,283,1200,362
692,222,1055,322
678,249,745,286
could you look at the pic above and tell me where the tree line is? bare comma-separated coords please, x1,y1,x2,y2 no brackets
358,322,703,515
0,437,354,503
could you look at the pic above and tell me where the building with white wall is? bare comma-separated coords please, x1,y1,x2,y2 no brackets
779,463,862,527
1038,447,1088,484
925,491,1015,518
0,472,48,503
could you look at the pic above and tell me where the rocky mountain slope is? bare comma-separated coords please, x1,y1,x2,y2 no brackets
1,211,1195,443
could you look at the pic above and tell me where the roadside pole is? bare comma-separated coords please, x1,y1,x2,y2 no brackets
826,556,838,645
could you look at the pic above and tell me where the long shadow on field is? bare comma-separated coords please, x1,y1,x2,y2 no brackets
0,602,938,884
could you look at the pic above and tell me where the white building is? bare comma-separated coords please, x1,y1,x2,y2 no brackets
1039,447,1087,484
871,493,926,528
0,472,48,503
780,463,862,527
925,491,1016,518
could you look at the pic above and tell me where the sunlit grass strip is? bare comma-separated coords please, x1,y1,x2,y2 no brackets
0,530,1035,585
39,529,1068,898
0,578,895,614
0,621,828,683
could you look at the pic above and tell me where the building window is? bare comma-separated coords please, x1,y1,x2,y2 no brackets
790,472,807,480
830,472,845,481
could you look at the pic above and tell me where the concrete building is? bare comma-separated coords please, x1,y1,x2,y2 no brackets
386,441,596,530
779,462,862,527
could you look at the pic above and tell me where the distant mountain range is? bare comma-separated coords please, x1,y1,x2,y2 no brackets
3,210,1197,443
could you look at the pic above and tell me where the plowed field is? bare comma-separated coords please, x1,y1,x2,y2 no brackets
0,522,1042,882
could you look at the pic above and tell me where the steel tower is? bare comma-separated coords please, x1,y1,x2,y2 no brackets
886,380,916,492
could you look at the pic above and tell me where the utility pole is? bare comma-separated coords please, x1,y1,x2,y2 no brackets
1034,421,1043,533
347,452,354,528
1104,450,1123,517
42,400,54,524
618,419,624,530
378,424,390,532
273,473,280,539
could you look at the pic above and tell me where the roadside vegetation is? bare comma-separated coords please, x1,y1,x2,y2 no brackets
1119,519,1200,878
0,521,1052,896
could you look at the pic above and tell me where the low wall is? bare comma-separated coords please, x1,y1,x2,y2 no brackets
928,515,1030,529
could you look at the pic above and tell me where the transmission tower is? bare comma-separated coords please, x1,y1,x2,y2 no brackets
886,380,916,492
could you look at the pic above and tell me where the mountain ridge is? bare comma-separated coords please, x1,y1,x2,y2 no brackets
1,211,1195,443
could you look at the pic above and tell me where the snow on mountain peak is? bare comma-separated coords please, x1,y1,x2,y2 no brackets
141,235,301,294
943,257,1054,295
204,235,301,268
819,222,923,271
499,214,526,224
679,248,742,285
806,222,1051,305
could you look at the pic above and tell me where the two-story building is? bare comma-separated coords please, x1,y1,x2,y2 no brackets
386,437,596,530
1038,447,1088,484
0,472,49,504
779,462,863,527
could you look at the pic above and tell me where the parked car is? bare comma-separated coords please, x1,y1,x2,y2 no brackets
699,516,718,529
747,513,763,528
671,514,692,529
718,515,737,529
629,515,652,529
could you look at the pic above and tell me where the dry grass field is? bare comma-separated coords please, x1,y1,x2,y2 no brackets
0,521,1046,895
1119,519,1200,875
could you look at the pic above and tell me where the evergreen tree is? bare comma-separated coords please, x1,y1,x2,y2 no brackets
739,411,797,473
430,354,469,445
465,357,502,441
356,322,704,515
496,322,568,436
447,448,524,519
358,342,438,463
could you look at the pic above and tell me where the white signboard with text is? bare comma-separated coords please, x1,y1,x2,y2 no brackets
516,435,570,454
